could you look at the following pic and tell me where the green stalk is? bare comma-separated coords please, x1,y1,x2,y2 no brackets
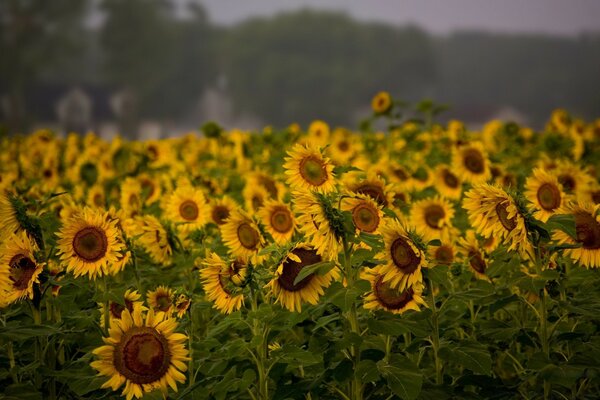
429,281,442,385
102,276,110,335
250,288,269,400
188,303,195,388
342,239,362,400
7,341,18,383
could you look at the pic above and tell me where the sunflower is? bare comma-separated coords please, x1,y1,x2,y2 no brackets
246,170,284,200
199,253,246,314
208,196,238,226
120,177,143,218
220,209,264,262
57,208,129,279
243,183,269,213
163,186,209,232
376,218,426,291
266,244,339,312
463,184,533,258
284,143,336,194
0,232,44,306
409,166,434,192
457,231,490,280
452,142,491,184
307,120,330,147
371,91,392,114
174,294,191,319
87,184,107,209
328,128,359,165
258,200,296,245
98,289,145,329
341,194,384,236
138,173,162,206
0,190,21,237
410,196,455,241
554,160,594,199
129,216,172,265
553,202,600,268
387,163,413,190
524,168,569,222
90,308,189,400
428,241,457,266
144,139,176,169
147,286,175,314
361,266,426,314
434,165,463,200
346,172,394,209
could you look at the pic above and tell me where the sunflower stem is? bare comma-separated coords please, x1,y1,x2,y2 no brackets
342,238,362,400
188,303,195,388
428,280,442,385
7,341,18,383
102,275,110,335
250,287,269,400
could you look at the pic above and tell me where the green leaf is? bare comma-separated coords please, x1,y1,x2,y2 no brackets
547,214,577,239
355,359,380,383
333,165,362,175
439,342,492,375
367,318,409,336
274,344,321,366
377,355,423,400
0,324,63,341
293,260,336,286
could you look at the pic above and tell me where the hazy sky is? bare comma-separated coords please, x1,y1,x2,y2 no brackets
197,0,600,36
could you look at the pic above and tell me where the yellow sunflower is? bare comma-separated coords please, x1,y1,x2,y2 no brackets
129,216,172,265
361,266,426,314
307,120,331,147
341,194,384,236
120,177,143,218
220,209,265,262
246,170,285,200
98,289,145,329
524,168,569,222
208,196,238,226
553,202,600,268
0,232,44,306
457,231,490,281
283,143,336,194
199,253,247,314
328,128,359,165
243,183,269,213
376,218,426,291
57,208,129,279
428,241,457,266
147,286,175,314
0,190,21,237
138,173,162,206
174,294,191,319
434,165,463,200
163,186,209,232
258,200,296,245
371,91,392,114
346,172,394,209
266,244,339,312
90,308,189,400
554,160,594,199
452,142,491,184
410,196,455,241
87,184,107,209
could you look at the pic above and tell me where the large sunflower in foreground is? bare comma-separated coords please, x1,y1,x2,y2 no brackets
57,208,128,279
163,186,209,232
524,168,569,222
409,196,455,241
0,232,44,307
258,200,296,245
199,252,247,314
266,244,339,312
284,143,336,193
553,202,600,268
452,142,491,184
220,209,265,262
376,218,426,291
361,266,426,314
91,308,189,400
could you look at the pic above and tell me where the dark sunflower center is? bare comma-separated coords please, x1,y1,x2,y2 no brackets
277,248,321,292
390,237,421,274
442,170,459,188
43,169,53,178
558,174,576,193
141,179,155,198
394,192,407,205
93,193,104,207
212,206,230,225
258,176,278,198
393,168,409,181
575,212,600,250
352,203,380,233
338,140,350,152
147,146,158,160
114,327,171,384
424,205,445,229
495,202,517,232
252,194,264,210
537,183,561,211
490,166,502,179
356,184,388,207
9,254,37,290
73,226,108,262
237,223,260,250
299,156,328,186
129,194,140,208
110,299,134,319
468,250,487,274
270,208,293,233
155,294,172,312
591,190,600,205
374,276,414,310
179,200,199,221
463,148,485,174
435,245,454,265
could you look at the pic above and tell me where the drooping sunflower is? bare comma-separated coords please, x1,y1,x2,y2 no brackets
376,218,427,291
283,143,336,194
361,266,426,314
524,168,569,222
341,194,384,236
220,209,264,262
410,196,455,241
452,142,491,184
258,200,296,245
266,244,339,313
457,231,490,280
553,202,600,268
147,286,175,314
90,308,189,400
208,196,238,226
0,232,44,306
199,253,247,314
57,208,128,279
98,289,145,329
129,216,172,266
434,165,463,200
0,190,21,237
371,91,392,114
463,184,533,258
163,186,209,232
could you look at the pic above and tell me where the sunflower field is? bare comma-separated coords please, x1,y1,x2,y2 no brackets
1,94,600,400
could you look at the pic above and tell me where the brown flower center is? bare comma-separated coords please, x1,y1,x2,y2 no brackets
93,193,104,207
258,176,278,198
211,205,230,225
463,148,485,174
424,204,445,229
113,327,171,384
140,178,156,199
251,194,264,211
237,223,260,250
434,245,454,265
393,168,409,181
468,250,487,274
73,226,108,262
356,183,388,207
110,299,134,319
270,207,293,233
179,200,199,221
537,183,561,211
575,212,600,250
390,237,421,274
352,203,380,233
495,202,517,232
9,254,37,290
299,156,328,186
337,140,350,152
374,276,414,310
155,293,172,312
591,190,600,205
442,169,459,188
558,174,576,193
277,248,321,292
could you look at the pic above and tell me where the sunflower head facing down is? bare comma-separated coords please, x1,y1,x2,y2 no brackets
376,218,427,291
0,232,44,306
267,244,339,312
524,168,569,222
258,200,296,245
361,266,427,314
199,252,247,314
91,308,189,400
220,209,265,263
284,143,336,193
553,202,600,269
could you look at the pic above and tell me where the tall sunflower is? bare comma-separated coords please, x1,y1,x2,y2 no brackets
452,142,491,184
409,196,455,241
361,266,426,314
524,168,569,222
220,209,264,262
284,143,336,193
163,186,209,232
0,232,44,306
199,253,247,314
553,202,600,268
266,244,339,312
90,308,189,400
57,208,128,279
258,200,296,245
147,286,175,314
